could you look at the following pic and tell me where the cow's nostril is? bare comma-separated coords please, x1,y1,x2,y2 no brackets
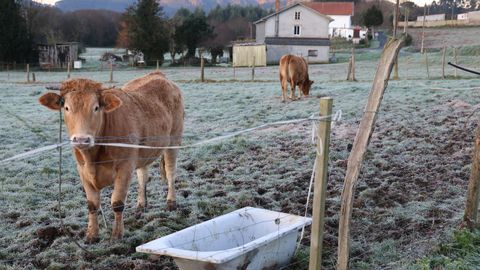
85,137,91,143
72,136,77,142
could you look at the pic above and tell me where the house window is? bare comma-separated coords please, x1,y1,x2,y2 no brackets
308,50,318,57
295,11,301,20
294,25,301,36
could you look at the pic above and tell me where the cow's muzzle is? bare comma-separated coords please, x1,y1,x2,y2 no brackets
71,135,95,149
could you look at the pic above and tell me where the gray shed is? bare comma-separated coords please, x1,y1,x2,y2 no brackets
38,42,79,69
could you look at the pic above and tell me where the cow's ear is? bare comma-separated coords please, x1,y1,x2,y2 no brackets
100,93,122,113
39,92,63,111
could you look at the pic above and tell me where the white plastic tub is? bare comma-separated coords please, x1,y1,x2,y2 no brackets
136,207,312,270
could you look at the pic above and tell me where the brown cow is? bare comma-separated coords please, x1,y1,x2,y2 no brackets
38,71,184,242
279,54,314,102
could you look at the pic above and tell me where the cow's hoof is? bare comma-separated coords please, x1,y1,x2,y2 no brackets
167,200,177,211
85,235,100,244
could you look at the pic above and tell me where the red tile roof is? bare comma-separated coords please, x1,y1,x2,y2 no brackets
304,2,354,16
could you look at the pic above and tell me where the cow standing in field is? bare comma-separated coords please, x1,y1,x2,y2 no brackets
279,54,314,102
38,71,184,242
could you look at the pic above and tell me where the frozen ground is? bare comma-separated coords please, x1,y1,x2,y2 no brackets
1,46,480,269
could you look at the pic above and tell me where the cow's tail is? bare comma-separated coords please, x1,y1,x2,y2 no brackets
159,155,167,182
286,55,292,81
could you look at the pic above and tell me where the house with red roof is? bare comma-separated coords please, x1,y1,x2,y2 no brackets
251,1,357,64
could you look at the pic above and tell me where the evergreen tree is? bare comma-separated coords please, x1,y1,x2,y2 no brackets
175,8,213,58
123,0,168,63
363,5,383,29
0,0,32,62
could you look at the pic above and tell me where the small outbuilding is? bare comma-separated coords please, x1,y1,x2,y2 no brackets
38,42,79,69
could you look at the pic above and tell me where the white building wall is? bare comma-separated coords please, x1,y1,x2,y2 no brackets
262,6,330,39
416,14,445,21
256,21,266,43
328,15,352,36
266,45,329,64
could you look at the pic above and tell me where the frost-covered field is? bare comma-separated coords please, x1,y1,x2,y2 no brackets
1,47,480,269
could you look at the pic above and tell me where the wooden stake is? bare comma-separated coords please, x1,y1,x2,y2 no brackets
26,64,30,83
464,123,480,228
201,57,205,82
156,60,159,70
425,49,430,79
336,37,405,270
442,45,446,79
454,47,458,78
394,58,399,80
309,97,333,270
347,48,356,81
32,72,36,82
109,62,113,83
346,58,352,81
67,62,71,79
251,56,255,81
421,4,426,54
404,8,408,34
233,66,236,80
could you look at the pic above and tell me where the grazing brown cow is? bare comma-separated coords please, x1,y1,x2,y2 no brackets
38,71,184,242
279,54,314,102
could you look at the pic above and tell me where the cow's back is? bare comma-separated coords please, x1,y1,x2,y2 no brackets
101,72,183,149
279,55,308,84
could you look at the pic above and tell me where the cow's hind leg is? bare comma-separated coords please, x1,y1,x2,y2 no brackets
280,73,287,102
163,149,178,211
289,80,297,100
136,166,149,210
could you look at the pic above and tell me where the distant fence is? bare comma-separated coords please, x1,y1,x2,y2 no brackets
399,19,480,28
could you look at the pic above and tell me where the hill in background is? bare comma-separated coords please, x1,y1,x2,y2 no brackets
55,0,287,15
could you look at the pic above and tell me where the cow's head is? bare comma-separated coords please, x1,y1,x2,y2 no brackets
38,79,122,150
301,80,314,96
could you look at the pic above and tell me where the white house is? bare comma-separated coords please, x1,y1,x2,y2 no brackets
253,2,332,64
303,2,354,38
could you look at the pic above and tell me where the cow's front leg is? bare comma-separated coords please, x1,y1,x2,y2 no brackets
136,166,149,210
84,182,100,244
111,165,133,241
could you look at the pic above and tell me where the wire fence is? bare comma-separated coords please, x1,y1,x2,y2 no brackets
0,109,341,269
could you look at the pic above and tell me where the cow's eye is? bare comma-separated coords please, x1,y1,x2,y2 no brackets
94,106,99,112
65,106,69,112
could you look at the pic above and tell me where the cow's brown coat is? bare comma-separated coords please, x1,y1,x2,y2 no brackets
279,54,314,102
39,71,184,242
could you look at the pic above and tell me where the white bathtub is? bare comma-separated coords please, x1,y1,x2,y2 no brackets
136,207,312,270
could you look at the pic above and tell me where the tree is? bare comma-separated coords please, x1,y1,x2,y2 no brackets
122,0,168,63
175,8,213,59
363,5,383,37
0,0,32,62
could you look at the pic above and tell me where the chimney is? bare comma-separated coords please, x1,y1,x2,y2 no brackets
275,0,280,12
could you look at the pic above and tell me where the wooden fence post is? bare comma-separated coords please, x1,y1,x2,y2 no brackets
251,56,255,81
336,37,405,270
26,64,30,83
425,49,430,79
201,57,205,82
309,97,333,270
156,60,159,70
442,45,446,79
454,47,458,78
464,123,480,228
109,62,113,83
393,58,399,80
32,72,36,83
233,66,236,80
421,4,426,54
67,62,71,79
347,48,356,81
